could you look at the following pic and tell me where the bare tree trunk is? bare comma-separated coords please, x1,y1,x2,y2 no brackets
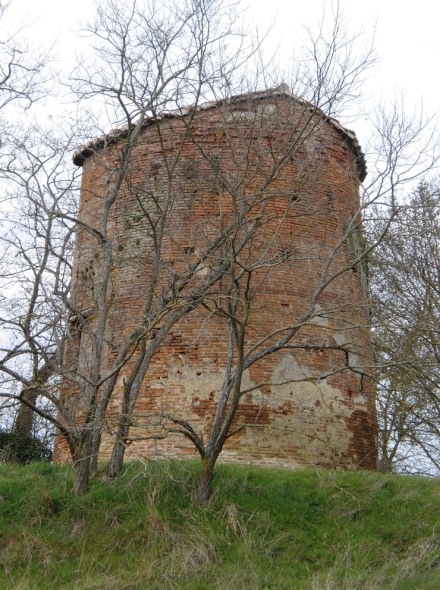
107,413,132,479
107,372,137,478
107,435,126,479
73,460,91,495
13,390,38,435
13,361,56,436
196,457,218,505
89,428,101,477
72,432,93,495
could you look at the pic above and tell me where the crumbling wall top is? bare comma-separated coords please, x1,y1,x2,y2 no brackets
73,85,367,182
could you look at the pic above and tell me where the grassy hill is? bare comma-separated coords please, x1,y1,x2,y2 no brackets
1,461,440,589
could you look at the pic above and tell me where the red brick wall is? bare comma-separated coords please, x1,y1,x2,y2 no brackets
54,93,377,470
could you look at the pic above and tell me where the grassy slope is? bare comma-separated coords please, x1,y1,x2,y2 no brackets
0,461,439,589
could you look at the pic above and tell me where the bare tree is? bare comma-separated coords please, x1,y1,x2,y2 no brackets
130,91,377,504
0,2,51,113
294,0,377,121
1,0,256,493
370,182,440,475
0,0,55,444
0,118,82,425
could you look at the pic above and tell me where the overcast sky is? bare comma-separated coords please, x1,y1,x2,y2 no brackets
4,0,439,145
252,0,438,111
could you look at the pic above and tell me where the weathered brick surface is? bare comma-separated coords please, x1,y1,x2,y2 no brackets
54,90,378,470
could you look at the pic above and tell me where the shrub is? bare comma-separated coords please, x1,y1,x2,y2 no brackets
0,429,52,464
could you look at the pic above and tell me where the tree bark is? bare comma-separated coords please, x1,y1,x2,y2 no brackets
89,427,102,477
72,433,93,494
107,436,126,479
196,458,216,505
107,378,138,478
14,390,38,436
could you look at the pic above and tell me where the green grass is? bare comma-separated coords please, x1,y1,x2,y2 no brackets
1,461,439,589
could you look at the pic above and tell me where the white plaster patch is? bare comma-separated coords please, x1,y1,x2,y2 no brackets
269,353,348,414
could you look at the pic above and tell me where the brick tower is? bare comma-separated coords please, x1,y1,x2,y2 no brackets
55,87,377,470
